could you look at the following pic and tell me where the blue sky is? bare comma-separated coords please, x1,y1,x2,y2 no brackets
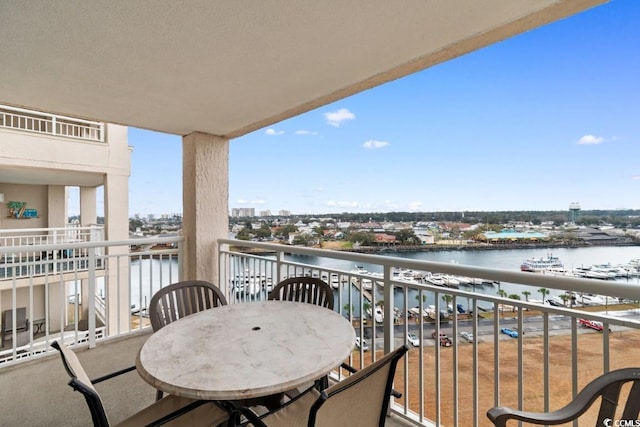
125,1,639,217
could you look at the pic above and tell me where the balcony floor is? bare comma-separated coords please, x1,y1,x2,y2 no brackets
0,331,415,426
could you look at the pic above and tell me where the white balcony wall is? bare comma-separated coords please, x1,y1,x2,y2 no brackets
0,123,127,176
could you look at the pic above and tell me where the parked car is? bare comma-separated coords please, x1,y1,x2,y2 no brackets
501,327,518,338
355,337,369,351
460,331,474,343
432,331,453,347
407,332,420,347
578,318,608,332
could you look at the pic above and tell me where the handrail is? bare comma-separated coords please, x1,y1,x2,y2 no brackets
218,239,640,300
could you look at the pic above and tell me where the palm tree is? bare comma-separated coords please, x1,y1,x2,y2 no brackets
560,293,571,307
343,303,354,318
538,288,550,304
497,289,508,298
442,294,453,314
521,290,531,302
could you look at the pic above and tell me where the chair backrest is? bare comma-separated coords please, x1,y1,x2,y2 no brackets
487,367,640,427
309,344,409,427
268,277,334,310
149,280,228,331
51,341,111,427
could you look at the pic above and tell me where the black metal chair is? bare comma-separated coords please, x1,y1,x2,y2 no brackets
149,280,227,400
226,344,409,427
51,340,229,427
268,277,334,310
487,367,640,426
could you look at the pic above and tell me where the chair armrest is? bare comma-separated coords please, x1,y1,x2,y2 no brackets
91,365,137,384
340,362,402,398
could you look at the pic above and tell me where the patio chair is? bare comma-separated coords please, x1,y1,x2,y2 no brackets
486,367,640,427
51,340,229,427
149,280,227,400
1,307,29,347
268,277,334,310
226,344,409,427
149,280,228,332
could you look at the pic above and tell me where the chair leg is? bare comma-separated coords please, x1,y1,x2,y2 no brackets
156,389,164,401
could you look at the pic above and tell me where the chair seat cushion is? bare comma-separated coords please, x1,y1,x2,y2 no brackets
116,395,228,427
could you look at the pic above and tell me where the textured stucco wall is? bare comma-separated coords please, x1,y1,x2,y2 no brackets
182,132,229,289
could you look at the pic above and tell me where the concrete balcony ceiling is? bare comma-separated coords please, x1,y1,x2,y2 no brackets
1,1,605,139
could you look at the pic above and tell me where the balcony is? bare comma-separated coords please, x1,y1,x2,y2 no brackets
0,237,638,426
0,105,104,142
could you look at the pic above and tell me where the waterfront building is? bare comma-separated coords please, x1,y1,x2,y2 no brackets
0,104,131,343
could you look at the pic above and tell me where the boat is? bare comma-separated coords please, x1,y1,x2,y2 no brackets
520,254,563,272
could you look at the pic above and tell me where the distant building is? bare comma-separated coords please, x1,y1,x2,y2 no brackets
569,202,581,223
231,207,255,217
278,210,291,216
259,210,272,217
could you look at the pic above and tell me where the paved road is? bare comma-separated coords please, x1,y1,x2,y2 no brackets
360,309,640,349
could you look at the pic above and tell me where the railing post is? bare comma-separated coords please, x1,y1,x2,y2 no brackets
88,245,96,348
383,265,393,354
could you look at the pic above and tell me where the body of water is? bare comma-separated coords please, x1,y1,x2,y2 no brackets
126,246,639,313
287,246,640,314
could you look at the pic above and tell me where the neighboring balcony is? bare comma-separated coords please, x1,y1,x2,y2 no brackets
0,104,104,142
0,236,638,426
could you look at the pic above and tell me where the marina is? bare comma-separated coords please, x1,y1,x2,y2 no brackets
127,246,640,319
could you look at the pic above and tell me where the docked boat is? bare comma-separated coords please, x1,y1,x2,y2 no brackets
520,254,563,273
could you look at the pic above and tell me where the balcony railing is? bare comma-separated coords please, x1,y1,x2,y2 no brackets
0,104,104,142
0,225,105,280
1,236,638,426
218,239,640,427
0,236,182,365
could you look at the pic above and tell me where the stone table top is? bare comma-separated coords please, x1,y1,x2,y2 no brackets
136,300,355,400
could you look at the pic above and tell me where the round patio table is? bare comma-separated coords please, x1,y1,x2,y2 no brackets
136,300,355,400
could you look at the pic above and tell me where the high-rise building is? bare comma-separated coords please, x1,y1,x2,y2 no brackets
231,208,255,217
569,202,581,223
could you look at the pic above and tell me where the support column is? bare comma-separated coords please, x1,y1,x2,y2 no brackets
47,186,67,228
104,173,130,335
182,132,228,292
79,187,97,226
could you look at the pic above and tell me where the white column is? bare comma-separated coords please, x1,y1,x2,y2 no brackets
104,172,130,334
79,187,97,226
47,186,67,228
182,132,229,292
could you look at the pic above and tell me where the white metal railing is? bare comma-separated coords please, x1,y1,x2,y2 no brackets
0,226,105,280
0,236,183,365
0,104,104,142
218,239,640,427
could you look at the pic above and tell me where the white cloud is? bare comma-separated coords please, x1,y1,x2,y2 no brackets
316,187,324,192
577,134,604,145
324,108,355,127
633,176,640,180
326,200,358,208
236,199,249,204
408,201,423,211
251,199,267,205
363,140,390,149
265,128,284,136
295,130,319,136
